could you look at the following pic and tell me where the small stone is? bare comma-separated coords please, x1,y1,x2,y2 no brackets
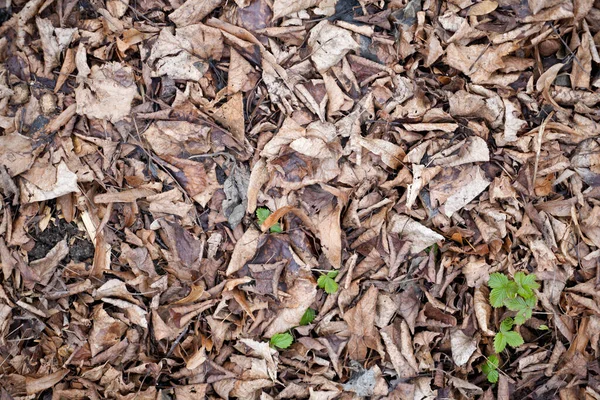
40,93,57,115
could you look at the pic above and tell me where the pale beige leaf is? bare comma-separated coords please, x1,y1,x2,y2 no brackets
75,62,138,123
308,21,359,72
226,227,261,275
211,92,245,143
536,63,564,92
20,161,79,203
228,48,258,94
246,158,269,214
169,0,222,26
26,369,69,395
316,201,342,269
450,329,478,366
440,166,490,217
272,0,319,20
389,214,444,253
474,286,495,336
354,135,405,169
469,0,498,15
94,188,156,203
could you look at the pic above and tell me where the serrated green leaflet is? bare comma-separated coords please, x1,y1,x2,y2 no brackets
500,317,514,332
327,270,339,279
487,369,499,383
299,308,316,326
256,207,283,233
270,332,293,349
504,330,524,348
318,272,339,294
504,296,526,311
488,354,499,368
494,332,508,353
482,355,499,376
256,207,271,224
488,273,509,288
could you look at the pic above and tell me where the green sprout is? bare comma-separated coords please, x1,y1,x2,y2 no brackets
317,270,339,294
299,308,316,325
481,355,500,383
488,272,539,353
256,207,282,233
270,332,293,349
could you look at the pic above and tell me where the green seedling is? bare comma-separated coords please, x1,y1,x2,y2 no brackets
270,332,293,349
493,317,524,353
300,308,316,326
488,272,538,353
256,207,282,233
317,270,339,294
481,355,500,383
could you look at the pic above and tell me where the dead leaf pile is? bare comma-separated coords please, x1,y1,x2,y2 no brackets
0,0,600,398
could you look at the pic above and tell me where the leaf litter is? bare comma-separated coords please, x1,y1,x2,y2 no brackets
0,0,599,398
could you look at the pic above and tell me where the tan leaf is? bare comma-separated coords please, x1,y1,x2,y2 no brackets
228,48,258,94
75,62,138,123
226,227,261,275
468,0,498,15
308,21,359,72
169,0,222,27
20,161,79,203
26,369,70,395
474,286,495,336
211,92,245,143
264,278,317,337
343,285,382,360
389,214,444,253
354,135,405,169
316,201,342,269
450,329,478,366
272,0,318,20
0,133,33,177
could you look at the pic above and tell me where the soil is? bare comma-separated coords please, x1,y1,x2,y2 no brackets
28,218,95,263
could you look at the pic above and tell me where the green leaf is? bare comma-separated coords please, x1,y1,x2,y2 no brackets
299,308,316,326
514,312,527,326
487,369,499,383
256,207,271,224
488,273,509,289
488,354,499,368
482,362,492,375
500,317,514,333
494,332,508,353
514,272,540,298
504,296,527,312
317,275,338,294
539,324,549,331
504,330,524,348
482,355,499,376
525,295,537,308
489,288,508,308
270,223,282,233
270,333,293,349
327,270,339,279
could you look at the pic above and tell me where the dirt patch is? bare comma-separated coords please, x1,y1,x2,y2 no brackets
28,218,95,262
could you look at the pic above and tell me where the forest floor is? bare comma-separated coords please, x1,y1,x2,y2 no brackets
0,0,600,398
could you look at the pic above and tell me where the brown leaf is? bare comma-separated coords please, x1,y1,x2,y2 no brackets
343,285,382,360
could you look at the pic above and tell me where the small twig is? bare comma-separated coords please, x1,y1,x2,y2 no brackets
468,42,491,74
